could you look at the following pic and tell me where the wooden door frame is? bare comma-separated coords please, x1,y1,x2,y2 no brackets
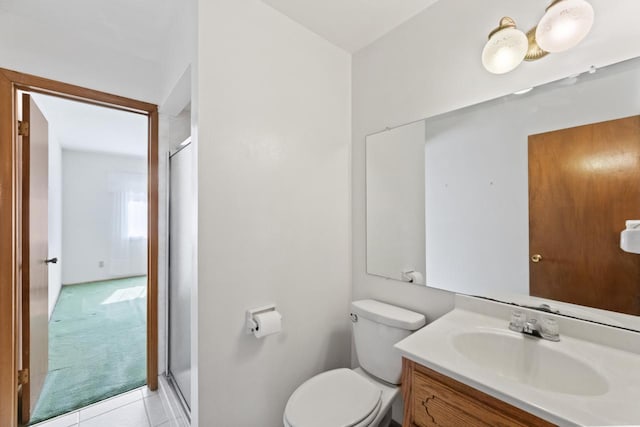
0,68,159,427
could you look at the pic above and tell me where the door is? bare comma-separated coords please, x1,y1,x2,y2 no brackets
528,116,640,315
20,94,49,423
168,141,193,409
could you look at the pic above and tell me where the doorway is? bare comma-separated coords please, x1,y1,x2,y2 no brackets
25,93,150,424
0,69,159,427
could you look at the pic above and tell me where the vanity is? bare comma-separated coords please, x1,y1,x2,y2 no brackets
395,296,640,426
401,360,552,426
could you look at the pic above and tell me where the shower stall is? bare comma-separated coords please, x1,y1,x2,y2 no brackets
167,138,194,413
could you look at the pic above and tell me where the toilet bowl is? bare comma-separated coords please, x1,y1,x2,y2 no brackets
283,300,425,427
283,368,397,427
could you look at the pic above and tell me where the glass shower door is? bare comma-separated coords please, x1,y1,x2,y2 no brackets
168,140,194,410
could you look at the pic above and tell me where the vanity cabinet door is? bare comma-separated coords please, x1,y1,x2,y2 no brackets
402,359,555,427
412,371,524,426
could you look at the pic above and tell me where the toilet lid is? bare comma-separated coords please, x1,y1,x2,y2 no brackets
284,369,381,427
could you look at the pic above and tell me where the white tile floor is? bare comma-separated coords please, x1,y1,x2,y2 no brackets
31,376,189,427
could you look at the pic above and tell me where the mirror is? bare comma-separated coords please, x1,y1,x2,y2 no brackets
366,57,640,331
367,121,426,285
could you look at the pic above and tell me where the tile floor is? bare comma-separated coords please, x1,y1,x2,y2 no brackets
31,376,189,427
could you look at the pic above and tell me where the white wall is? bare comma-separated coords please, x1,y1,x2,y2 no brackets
47,130,62,319
168,110,192,149
0,11,160,104
352,0,640,422
0,3,198,105
61,150,147,285
158,4,197,109
196,1,351,425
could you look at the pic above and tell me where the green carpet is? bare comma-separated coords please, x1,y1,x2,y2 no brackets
30,277,147,425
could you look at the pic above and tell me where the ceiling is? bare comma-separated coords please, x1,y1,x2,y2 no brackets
0,0,441,56
261,0,441,52
31,93,148,158
0,0,181,62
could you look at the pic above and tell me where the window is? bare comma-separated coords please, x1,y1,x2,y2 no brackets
108,172,147,241
126,195,147,239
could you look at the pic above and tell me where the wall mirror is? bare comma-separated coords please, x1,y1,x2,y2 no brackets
366,57,640,331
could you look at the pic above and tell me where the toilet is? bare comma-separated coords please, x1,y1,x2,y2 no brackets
283,300,426,427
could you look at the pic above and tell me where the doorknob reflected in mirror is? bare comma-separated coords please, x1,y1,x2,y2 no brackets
531,254,543,263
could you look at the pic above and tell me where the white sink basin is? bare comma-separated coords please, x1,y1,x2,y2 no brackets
452,330,609,396
394,300,640,426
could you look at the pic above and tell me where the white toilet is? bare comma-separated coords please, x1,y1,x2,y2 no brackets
283,300,426,427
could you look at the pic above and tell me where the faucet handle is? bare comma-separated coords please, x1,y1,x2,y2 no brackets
509,310,525,332
540,316,560,341
523,317,540,335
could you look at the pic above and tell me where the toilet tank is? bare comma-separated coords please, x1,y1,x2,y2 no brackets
351,300,426,385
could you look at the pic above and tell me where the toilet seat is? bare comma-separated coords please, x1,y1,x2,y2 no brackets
284,400,381,427
284,368,382,427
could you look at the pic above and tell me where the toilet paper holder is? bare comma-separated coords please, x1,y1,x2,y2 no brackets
245,304,278,334
401,269,424,284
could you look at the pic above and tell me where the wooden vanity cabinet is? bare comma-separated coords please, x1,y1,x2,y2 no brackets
401,359,556,427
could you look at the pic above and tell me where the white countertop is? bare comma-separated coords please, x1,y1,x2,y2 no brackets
394,302,640,426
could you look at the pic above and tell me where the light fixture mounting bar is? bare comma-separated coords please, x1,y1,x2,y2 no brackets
524,27,549,62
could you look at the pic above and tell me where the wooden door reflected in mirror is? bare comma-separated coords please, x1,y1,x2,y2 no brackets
529,116,640,316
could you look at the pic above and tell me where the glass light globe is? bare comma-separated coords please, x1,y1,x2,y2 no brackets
482,27,528,74
536,0,594,53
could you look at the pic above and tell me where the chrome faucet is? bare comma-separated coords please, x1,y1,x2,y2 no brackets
509,310,560,342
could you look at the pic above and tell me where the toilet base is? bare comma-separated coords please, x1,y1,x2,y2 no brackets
377,408,392,427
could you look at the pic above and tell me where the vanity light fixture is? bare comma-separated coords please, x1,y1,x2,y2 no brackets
482,17,529,74
536,0,594,53
482,0,594,74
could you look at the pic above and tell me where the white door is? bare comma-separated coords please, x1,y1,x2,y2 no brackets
20,93,50,424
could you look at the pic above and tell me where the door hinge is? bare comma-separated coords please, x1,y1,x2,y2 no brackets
18,368,28,385
18,121,29,137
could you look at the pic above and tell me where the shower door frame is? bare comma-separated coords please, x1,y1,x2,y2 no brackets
165,138,193,419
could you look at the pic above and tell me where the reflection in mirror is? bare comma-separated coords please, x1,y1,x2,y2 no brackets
366,121,426,284
365,57,640,331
